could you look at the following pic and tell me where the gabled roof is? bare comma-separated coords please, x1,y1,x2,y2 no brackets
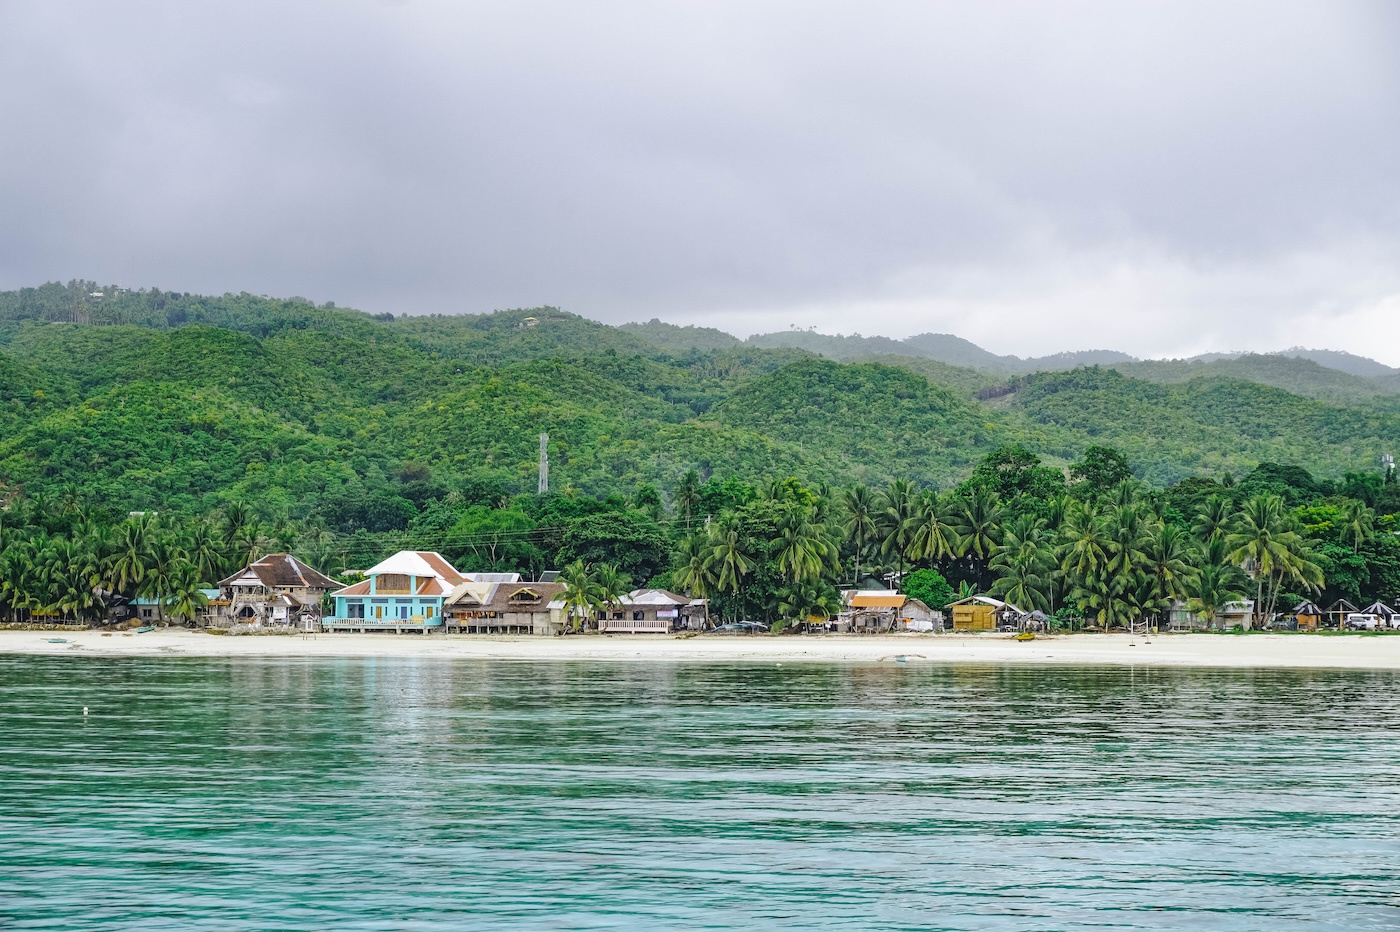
1361,601,1397,617
445,581,496,606
334,580,372,597
218,553,340,590
1292,600,1324,616
619,589,691,607
363,551,465,587
1326,598,1359,613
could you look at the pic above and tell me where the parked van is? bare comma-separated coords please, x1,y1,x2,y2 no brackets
1345,613,1381,631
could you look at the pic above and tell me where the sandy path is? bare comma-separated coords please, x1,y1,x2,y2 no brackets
4,629,1400,669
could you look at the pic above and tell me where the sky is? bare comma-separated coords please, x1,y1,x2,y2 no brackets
3,1,1400,363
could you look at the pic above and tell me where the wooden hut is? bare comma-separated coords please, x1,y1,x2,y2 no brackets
947,596,1021,632
1291,600,1323,632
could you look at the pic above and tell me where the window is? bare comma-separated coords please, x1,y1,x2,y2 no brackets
347,602,365,619
633,611,645,621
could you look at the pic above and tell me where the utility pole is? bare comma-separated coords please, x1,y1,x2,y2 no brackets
538,433,549,494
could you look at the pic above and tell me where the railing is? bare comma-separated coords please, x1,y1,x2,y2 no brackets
598,618,670,633
323,616,444,628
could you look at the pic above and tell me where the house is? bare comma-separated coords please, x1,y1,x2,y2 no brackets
841,590,907,632
947,595,1022,631
214,553,340,626
444,580,568,635
897,598,942,632
324,551,464,632
1213,600,1254,630
598,589,691,634
1291,600,1324,632
134,589,221,625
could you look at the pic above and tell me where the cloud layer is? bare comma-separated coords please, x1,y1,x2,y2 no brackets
3,1,1399,361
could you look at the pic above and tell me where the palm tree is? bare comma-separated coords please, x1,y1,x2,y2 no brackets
109,515,156,597
595,563,631,617
672,534,717,599
1187,548,1248,627
989,515,1055,612
906,491,962,571
1340,500,1375,554
777,579,841,627
1226,494,1323,626
559,560,604,632
841,485,877,586
773,506,829,585
954,488,1002,590
709,521,753,620
674,470,701,531
187,519,228,584
1141,522,1197,627
877,479,918,585
1192,494,1235,544
166,561,210,626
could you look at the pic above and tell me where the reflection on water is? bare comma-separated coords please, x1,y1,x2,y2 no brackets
1,657,1397,930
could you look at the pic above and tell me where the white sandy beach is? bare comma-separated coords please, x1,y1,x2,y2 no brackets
4,629,1400,669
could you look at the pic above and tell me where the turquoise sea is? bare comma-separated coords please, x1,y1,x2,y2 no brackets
1,656,1398,929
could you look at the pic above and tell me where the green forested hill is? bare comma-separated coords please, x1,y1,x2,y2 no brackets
2,281,1399,527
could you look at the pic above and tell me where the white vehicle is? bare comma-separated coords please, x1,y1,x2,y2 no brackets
1345,613,1381,631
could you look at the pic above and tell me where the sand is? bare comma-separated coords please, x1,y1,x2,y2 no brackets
3,628,1400,669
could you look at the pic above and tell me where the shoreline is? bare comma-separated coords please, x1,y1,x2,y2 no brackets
3,629,1400,669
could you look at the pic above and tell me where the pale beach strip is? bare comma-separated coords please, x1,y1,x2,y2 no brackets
4,629,1400,669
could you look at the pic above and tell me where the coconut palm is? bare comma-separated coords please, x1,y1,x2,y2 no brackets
877,479,918,584
1141,522,1197,626
1226,494,1323,626
906,491,961,570
675,470,702,530
954,487,1002,590
709,521,753,614
841,485,878,586
1192,494,1235,544
989,515,1055,612
595,563,631,616
1340,499,1375,554
773,507,830,585
672,534,718,599
559,560,604,632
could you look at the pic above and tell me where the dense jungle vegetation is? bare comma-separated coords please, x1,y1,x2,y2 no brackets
1,280,1399,627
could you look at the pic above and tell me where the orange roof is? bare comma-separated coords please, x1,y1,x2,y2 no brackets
850,594,906,609
416,578,444,596
334,580,372,597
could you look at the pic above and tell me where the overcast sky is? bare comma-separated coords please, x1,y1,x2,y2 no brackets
3,1,1400,362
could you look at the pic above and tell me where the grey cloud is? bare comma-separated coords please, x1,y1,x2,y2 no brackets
2,1,1399,361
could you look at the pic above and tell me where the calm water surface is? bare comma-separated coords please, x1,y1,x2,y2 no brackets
1,656,1398,930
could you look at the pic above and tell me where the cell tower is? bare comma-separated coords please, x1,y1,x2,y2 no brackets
538,433,549,494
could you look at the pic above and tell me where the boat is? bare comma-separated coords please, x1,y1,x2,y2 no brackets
44,638,68,643
1014,632,1036,641
135,626,157,633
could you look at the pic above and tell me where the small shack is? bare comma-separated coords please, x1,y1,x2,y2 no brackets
846,591,907,632
1292,600,1324,632
897,598,942,632
947,596,1021,632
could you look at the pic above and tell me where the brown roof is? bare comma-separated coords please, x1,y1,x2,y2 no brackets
416,578,444,596
219,553,341,591
419,552,466,586
334,579,372,597
482,582,566,613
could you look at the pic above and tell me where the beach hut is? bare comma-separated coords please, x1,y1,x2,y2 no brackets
846,591,907,632
1325,599,1359,630
1360,601,1398,629
947,596,1021,632
1292,600,1323,632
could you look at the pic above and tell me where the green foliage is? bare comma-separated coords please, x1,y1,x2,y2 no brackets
903,568,955,611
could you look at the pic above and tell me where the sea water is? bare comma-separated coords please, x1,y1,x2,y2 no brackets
1,656,1397,930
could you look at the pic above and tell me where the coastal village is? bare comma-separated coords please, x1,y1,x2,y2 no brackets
115,548,1397,638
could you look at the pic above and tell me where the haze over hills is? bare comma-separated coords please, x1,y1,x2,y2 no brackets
0,281,1398,521
623,318,1398,381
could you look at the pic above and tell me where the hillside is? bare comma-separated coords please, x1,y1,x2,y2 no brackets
1,281,1398,523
